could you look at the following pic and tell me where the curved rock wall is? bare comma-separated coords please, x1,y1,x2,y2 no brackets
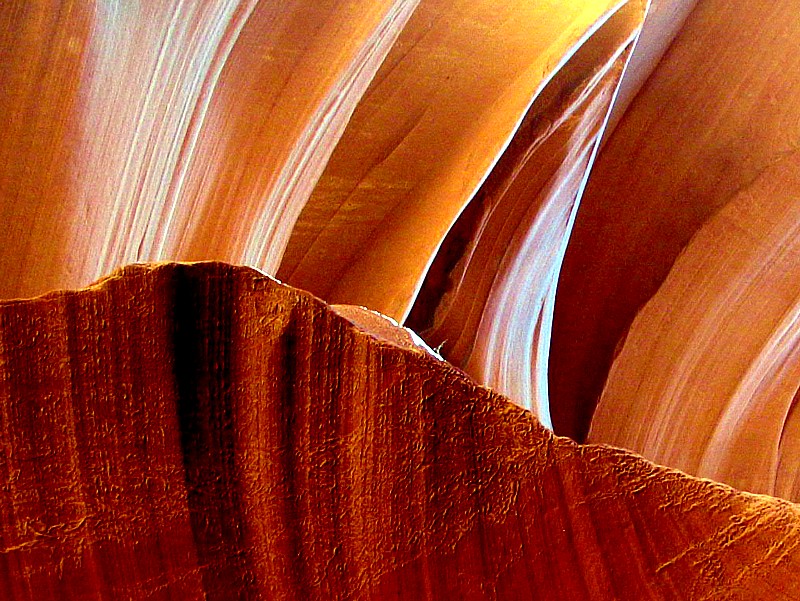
4,0,798,539
549,0,800,502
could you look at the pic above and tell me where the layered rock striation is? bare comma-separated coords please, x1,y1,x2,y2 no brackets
0,262,797,599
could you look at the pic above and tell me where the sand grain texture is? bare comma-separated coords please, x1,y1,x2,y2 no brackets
0,262,797,599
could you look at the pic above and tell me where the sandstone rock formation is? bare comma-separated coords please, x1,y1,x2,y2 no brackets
1,262,798,599
1,0,661,428
551,0,800,502
2,0,800,595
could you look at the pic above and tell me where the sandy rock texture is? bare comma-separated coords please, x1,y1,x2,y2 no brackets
3,0,799,555
0,262,798,599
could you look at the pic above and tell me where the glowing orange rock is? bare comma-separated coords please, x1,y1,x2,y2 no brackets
551,0,800,502
551,0,707,440
405,2,643,425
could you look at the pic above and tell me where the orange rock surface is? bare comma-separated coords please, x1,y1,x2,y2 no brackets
1,262,798,599
404,3,642,425
552,0,800,439
550,0,800,502
0,0,642,310
2,0,800,594
591,160,800,502
0,0,654,427
278,0,643,321
0,0,417,299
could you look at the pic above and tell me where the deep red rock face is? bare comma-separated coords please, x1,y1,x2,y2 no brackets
0,262,798,599
3,0,800,594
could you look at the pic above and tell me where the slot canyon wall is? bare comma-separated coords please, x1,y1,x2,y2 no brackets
1,0,800,597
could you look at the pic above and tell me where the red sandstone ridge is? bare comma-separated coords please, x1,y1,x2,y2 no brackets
3,1,800,593
0,262,798,599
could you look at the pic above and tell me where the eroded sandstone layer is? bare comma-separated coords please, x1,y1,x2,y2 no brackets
552,0,800,444
0,262,798,599
547,0,800,501
0,0,643,311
